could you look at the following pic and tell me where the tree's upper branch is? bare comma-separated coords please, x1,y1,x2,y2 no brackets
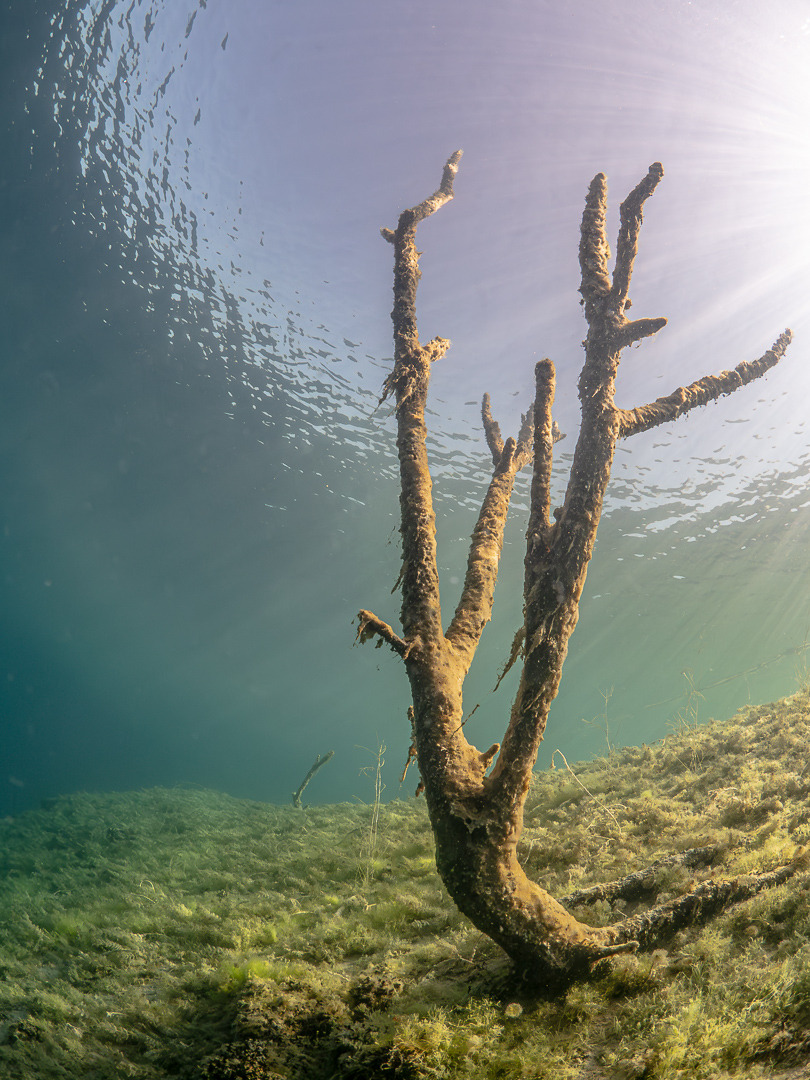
578,173,611,317
380,150,462,392
447,380,560,667
526,358,557,553
496,167,668,807
516,407,536,465
381,149,463,245
445,454,523,665
446,393,534,666
617,330,793,438
481,393,505,463
610,162,664,308
378,152,463,647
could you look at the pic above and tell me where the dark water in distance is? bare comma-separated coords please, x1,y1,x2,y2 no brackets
2,0,809,817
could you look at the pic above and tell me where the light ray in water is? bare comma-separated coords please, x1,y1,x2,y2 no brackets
11,0,810,808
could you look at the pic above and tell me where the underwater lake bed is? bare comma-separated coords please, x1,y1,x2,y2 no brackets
3,692,810,1078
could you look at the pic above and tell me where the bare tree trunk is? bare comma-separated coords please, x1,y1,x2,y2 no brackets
358,153,795,988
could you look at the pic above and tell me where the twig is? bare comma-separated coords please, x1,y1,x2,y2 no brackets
291,750,335,808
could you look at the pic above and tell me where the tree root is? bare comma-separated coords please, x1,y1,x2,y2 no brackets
611,852,809,953
561,845,724,908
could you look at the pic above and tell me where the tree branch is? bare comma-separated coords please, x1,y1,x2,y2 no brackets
380,149,463,382
578,172,612,317
617,330,793,438
515,406,537,467
526,358,557,558
481,393,504,464
356,610,407,656
446,434,526,668
378,152,463,647
291,750,335,808
447,380,563,674
612,315,668,351
380,150,463,246
610,162,664,308
490,166,669,807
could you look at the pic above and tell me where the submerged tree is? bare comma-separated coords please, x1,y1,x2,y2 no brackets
357,152,796,988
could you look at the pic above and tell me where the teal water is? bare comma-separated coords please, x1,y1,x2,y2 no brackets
2,0,809,818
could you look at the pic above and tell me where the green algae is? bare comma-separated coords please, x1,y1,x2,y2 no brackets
3,692,810,1077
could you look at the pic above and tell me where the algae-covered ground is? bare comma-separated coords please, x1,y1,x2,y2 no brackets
4,693,810,1078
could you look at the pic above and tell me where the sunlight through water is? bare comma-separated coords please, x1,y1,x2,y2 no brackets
10,0,810,809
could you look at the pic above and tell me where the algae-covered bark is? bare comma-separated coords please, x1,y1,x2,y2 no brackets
358,153,794,987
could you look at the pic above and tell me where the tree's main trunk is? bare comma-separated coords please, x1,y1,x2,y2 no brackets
430,797,608,978
402,615,622,987
359,153,793,987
